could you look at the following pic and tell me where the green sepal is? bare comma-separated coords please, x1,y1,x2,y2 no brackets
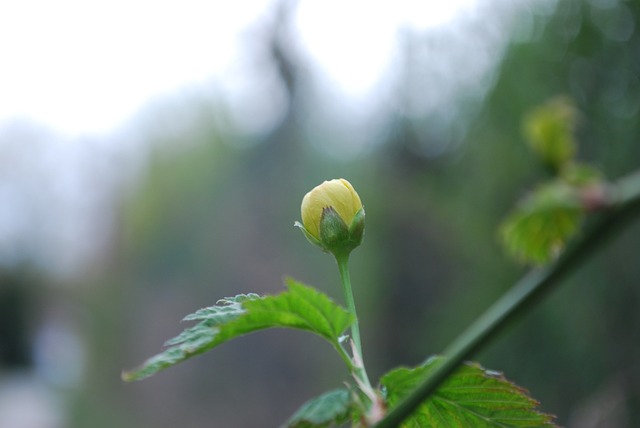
295,221,325,250
295,206,365,256
313,207,366,257
319,207,350,252
348,207,365,248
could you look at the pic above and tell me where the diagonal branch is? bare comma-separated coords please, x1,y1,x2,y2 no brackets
375,170,640,428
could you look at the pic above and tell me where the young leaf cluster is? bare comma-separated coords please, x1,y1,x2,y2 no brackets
523,96,577,170
500,97,608,264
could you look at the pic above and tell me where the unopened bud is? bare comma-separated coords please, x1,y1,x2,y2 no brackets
295,178,365,256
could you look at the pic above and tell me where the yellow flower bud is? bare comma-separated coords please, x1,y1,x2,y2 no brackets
296,178,365,256
301,179,362,239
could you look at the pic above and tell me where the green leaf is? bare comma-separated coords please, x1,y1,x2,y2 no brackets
500,181,583,264
123,280,354,381
381,357,557,427
285,388,355,428
523,96,578,169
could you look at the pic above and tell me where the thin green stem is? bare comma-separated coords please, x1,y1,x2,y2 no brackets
335,253,373,392
333,341,355,373
375,171,640,428
337,254,362,354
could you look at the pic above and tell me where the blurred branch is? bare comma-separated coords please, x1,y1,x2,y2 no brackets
376,170,640,428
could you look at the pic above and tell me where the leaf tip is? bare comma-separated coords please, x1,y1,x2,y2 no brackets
121,369,136,382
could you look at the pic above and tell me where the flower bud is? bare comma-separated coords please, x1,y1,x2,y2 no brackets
295,178,365,256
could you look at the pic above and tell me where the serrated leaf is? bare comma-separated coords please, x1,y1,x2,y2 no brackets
285,388,355,428
381,357,557,428
182,293,261,322
500,181,583,265
123,280,354,381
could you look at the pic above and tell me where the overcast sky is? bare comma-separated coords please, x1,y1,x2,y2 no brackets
0,0,482,136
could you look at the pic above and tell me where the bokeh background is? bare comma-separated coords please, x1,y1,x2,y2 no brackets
1,0,640,427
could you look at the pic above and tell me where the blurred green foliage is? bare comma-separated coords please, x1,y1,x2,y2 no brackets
523,96,578,170
500,180,584,264
65,0,640,427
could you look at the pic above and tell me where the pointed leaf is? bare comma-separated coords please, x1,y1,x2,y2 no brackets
381,357,557,427
123,280,353,381
285,388,355,428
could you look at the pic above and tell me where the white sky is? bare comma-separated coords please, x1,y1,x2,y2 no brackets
0,0,269,135
0,0,479,137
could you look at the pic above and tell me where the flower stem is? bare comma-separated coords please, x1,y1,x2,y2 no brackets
337,254,362,353
335,253,373,393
